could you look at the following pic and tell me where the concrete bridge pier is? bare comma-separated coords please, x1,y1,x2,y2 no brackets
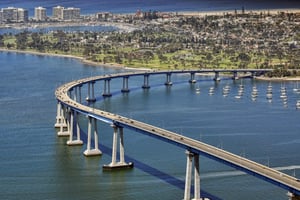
232,71,239,80
73,87,78,102
184,150,204,200
54,101,65,128
165,72,173,86
86,81,96,102
68,88,73,99
57,105,70,137
288,192,300,200
213,72,220,82
83,117,102,156
142,74,150,89
121,76,130,93
77,84,82,103
189,72,197,83
103,124,133,170
103,79,112,97
251,71,256,78
67,111,83,146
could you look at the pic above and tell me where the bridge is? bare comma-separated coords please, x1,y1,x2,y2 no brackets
54,69,300,200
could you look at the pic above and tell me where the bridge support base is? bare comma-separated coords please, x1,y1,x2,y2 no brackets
67,140,84,146
57,106,70,137
103,162,134,170
288,192,300,200
83,117,102,157
67,111,83,146
103,125,133,170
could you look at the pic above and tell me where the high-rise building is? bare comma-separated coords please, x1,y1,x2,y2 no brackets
35,6,47,21
17,8,28,22
52,6,64,20
2,7,17,22
2,7,28,22
52,6,80,21
0,11,3,24
62,7,80,20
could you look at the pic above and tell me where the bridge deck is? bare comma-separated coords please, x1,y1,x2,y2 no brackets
55,70,300,196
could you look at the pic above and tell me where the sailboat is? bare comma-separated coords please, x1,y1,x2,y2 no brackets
293,82,299,92
195,84,200,94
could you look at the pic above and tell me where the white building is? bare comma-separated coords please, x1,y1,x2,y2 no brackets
0,11,3,24
2,7,28,22
17,8,28,22
35,6,47,21
52,6,64,20
62,7,80,20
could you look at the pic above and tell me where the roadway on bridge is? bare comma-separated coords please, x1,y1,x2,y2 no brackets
55,70,300,196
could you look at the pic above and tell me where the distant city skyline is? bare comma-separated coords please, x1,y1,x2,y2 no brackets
0,5,81,22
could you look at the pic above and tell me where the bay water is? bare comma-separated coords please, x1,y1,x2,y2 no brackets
0,51,300,199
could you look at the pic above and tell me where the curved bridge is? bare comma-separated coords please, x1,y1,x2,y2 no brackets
54,69,300,200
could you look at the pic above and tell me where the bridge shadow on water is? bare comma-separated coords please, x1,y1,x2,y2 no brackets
81,78,225,199
78,128,221,200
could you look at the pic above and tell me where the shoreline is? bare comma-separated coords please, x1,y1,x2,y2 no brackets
1,48,300,81
0,48,151,71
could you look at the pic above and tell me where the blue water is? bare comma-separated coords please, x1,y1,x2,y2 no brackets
0,51,300,200
0,0,300,16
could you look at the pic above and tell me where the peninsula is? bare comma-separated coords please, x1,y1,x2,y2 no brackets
0,9,299,79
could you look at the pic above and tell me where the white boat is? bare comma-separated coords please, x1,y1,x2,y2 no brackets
293,82,299,92
266,93,273,99
208,87,214,95
296,100,300,109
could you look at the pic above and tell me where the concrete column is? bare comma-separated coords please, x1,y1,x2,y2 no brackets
57,106,70,136
93,118,100,152
78,84,82,103
189,72,197,83
74,87,77,102
193,154,201,200
232,71,239,80
54,101,63,128
68,88,73,99
121,76,130,93
67,111,83,146
119,127,125,164
103,79,112,97
111,124,118,165
86,81,96,102
142,74,150,89
165,72,173,86
83,116,101,156
86,116,92,152
213,71,220,82
86,82,91,101
67,110,74,144
76,112,82,143
184,151,193,200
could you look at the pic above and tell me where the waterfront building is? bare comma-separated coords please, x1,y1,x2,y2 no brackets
52,6,64,20
62,7,80,20
0,10,3,24
35,6,47,21
96,12,111,21
17,8,28,22
52,6,80,21
2,7,28,23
